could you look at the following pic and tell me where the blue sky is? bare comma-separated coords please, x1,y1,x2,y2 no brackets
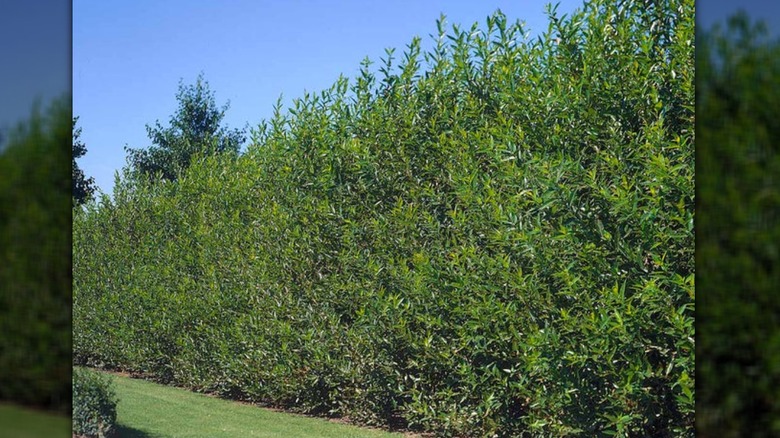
0,0,70,135
74,1,585,195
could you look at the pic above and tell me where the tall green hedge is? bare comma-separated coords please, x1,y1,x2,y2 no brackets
0,96,72,413
698,13,780,438
74,1,694,436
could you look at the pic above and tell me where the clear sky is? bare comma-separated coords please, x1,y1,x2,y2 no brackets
0,0,70,137
74,0,586,196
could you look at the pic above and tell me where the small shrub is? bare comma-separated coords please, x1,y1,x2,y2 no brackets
73,367,118,438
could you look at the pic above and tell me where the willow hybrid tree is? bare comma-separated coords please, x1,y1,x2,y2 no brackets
125,73,245,182
75,0,694,435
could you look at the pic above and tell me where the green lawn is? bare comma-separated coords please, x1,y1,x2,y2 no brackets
0,403,70,438
110,372,408,438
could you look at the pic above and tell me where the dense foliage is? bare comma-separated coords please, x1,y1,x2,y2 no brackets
124,73,245,182
0,96,71,413
697,12,780,438
73,117,96,206
73,367,118,438
74,0,694,436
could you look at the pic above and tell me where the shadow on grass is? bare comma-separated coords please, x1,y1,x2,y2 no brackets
114,424,161,438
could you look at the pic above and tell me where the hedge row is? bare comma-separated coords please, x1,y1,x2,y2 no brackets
74,1,694,436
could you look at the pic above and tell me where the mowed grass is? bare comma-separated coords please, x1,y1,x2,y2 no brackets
0,403,70,438
109,372,408,438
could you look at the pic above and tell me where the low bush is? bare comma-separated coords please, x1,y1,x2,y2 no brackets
72,367,118,438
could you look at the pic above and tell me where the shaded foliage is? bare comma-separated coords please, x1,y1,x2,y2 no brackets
73,116,96,206
697,12,780,438
75,1,694,436
0,96,72,413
